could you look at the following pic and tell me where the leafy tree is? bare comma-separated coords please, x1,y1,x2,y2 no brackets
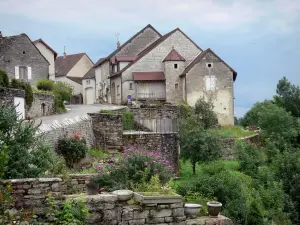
179,115,222,175
274,76,300,117
54,81,72,101
36,79,55,91
0,70,9,88
194,97,219,129
0,105,55,178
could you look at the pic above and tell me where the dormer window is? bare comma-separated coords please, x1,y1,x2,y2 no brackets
174,64,178,69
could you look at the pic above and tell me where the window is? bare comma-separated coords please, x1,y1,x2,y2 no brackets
206,63,213,68
174,63,178,69
205,75,216,91
129,83,133,90
117,85,120,95
19,66,27,80
175,83,178,90
86,79,91,85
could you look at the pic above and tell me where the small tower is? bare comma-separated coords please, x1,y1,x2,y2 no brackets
63,46,66,59
163,47,186,103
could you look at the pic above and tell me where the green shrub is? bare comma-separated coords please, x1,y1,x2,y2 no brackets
59,199,89,225
123,111,134,130
88,147,109,160
94,147,173,191
36,79,55,91
194,97,219,129
0,70,9,88
56,133,88,168
0,106,55,178
10,79,33,109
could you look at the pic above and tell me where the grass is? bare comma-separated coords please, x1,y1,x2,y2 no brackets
210,126,256,139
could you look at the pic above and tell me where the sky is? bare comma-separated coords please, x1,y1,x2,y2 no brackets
1,0,300,118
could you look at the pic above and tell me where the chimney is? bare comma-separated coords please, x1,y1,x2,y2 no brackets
0,31,2,38
117,41,120,48
63,46,66,59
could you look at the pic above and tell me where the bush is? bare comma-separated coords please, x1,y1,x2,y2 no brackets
194,97,219,129
36,79,55,91
10,79,33,109
0,105,55,178
0,70,9,88
123,111,134,130
94,147,173,191
56,133,88,168
53,81,72,113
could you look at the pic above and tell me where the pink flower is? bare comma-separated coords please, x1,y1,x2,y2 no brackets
74,133,80,138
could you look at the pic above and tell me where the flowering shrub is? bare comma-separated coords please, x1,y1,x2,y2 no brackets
56,133,88,168
93,146,173,191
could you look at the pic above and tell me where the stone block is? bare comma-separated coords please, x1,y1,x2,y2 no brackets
122,209,134,221
128,219,146,225
28,188,42,194
165,217,174,222
103,209,117,220
173,208,185,217
133,209,149,219
170,203,183,208
150,209,172,218
146,217,165,224
157,204,170,209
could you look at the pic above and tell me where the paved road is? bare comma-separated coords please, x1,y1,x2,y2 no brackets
35,104,126,125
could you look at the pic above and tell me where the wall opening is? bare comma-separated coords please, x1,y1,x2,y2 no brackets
41,103,46,116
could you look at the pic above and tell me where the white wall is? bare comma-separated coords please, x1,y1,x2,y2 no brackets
82,78,96,104
56,76,82,95
119,62,130,70
34,42,55,80
67,55,93,78
95,61,110,103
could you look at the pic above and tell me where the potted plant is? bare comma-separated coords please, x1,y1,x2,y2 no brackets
207,201,222,217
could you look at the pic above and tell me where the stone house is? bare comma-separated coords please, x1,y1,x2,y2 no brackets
33,39,58,81
0,32,50,85
82,68,96,104
55,52,94,96
95,25,237,125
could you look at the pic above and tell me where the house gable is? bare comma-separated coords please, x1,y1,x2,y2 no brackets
66,54,94,78
94,24,161,68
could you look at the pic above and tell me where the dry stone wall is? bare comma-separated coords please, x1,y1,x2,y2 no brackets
27,93,55,119
0,87,25,106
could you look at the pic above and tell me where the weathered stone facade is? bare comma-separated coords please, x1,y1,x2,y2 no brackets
123,133,180,172
26,93,55,119
0,34,49,85
88,113,123,150
0,87,25,106
130,105,180,120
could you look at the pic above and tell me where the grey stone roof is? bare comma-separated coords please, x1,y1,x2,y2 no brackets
82,67,95,79
55,53,85,77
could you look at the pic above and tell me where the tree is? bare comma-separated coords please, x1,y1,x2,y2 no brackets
179,115,222,175
274,76,300,118
53,82,72,112
0,105,55,178
194,97,219,129
0,70,9,88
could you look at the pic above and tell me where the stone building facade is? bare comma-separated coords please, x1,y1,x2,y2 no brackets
26,93,55,119
94,25,237,126
0,33,49,85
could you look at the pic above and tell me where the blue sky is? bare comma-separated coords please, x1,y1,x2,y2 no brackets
1,0,300,117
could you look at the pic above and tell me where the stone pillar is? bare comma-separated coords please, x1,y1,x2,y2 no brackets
88,113,123,151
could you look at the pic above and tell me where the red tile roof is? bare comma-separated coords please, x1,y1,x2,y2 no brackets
33,38,58,58
133,72,165,81
163,48,185,62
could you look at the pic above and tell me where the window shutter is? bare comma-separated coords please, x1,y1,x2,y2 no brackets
27,67,32,80
15,66,19,79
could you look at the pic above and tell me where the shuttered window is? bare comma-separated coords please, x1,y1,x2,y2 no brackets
205,75,216,91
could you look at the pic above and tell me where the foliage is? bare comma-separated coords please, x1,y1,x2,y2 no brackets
94,147,173,191
179,115,222,175
210,126,256,139
274,76,300,118
59,199,89,225
10,79,33,109
176,101,193,119
56,133,88,168
134,173,176,196
36,78,55,91
0,134,8,179
194,97,219,129
0,105,55,178
122,111,134,130
0,70,9,88
88,147,109,160
31,85,53,95
53,81,72,113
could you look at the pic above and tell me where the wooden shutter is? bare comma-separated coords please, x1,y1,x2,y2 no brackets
15,66,19,79
27,67,32,80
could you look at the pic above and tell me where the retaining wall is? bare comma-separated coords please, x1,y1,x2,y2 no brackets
27,93,55,119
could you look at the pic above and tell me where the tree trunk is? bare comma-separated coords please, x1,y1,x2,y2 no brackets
192,162,196,175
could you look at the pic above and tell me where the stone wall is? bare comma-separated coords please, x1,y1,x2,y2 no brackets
222,133,261,159
130,105,180,119
27,93,55,119
89,113,123,151
123,132,180,172
0,87,25,106
37,115,95,149
0,174,95,214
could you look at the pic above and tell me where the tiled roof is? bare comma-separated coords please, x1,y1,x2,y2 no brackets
33,38,58,58
111,28,203,78
55,53,85,77
133,72,165,81
163,48,185,62
83,67,95,79
180,48,237,81
67,76,83,85
94,24,162,68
